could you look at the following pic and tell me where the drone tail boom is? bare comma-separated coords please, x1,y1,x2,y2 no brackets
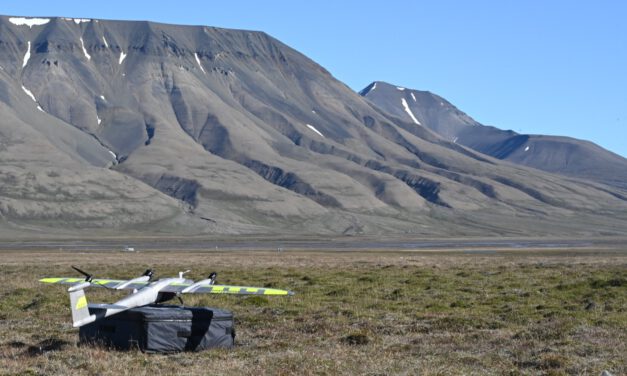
69,288,96,327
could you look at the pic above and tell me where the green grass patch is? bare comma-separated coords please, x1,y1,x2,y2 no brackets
0,250,624,375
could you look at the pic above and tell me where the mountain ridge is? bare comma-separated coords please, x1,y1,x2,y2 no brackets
1,16,627,237
360,81,627,189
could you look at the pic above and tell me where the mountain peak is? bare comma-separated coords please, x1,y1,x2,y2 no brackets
359,81,417,96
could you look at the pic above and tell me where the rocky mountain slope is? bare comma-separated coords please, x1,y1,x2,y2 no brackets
360,81,627,189
1,16,627,237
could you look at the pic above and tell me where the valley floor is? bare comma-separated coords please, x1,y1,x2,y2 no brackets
0,248,625,375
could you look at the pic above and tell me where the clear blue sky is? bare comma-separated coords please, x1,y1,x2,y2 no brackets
3,1,626,157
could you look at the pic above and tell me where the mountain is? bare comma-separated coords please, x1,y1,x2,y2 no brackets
360,81,627,189
1,16,627,237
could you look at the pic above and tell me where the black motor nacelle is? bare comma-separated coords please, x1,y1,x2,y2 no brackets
143,269,154,280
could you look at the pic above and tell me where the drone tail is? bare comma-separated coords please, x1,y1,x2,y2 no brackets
69,288,96,327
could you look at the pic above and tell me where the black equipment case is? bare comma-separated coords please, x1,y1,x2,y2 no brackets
79,305,235,352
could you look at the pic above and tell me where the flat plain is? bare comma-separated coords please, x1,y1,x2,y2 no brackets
0,246,625,375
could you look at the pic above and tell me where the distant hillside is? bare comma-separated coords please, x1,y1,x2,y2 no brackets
360,81,627,189
0,16,627,237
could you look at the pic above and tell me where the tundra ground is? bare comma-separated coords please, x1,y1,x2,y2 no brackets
0,248,625,375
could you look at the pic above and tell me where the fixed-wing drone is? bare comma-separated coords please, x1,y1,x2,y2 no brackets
40,266,294,327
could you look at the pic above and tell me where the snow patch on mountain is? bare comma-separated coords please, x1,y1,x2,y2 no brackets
119,51,127,65
194,53,205,73
80,37,91,60
9,17,50,28
21,86,37,102
102,36,109,48
22,41,31,68
411,92,416,102
306,124,324,138
20,85,46,113
401,98,421,125
73,18,91,24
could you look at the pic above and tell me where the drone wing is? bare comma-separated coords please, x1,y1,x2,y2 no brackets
41,278,294,295
161,282,294,296
39,277,149,290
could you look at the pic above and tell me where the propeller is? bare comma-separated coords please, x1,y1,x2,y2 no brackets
68,265,96,292
70,265,114,290
71,265,93,282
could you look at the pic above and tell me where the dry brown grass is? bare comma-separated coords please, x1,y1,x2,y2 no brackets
0,249,625,375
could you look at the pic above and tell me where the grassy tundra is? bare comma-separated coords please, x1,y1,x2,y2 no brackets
0,249,625,375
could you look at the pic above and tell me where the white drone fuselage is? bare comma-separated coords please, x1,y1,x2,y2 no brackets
114,277,188,306
70,277,190,327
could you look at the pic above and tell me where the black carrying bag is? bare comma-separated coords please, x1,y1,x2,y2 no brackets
79,305,235,352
